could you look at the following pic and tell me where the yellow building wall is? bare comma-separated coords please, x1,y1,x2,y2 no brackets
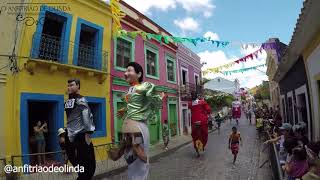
0,0,26,158
4,0,113,162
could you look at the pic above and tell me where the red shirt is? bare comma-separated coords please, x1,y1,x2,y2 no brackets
188,99,211,124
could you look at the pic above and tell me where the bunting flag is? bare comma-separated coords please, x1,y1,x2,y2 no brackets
110,0,280,53
221,64,266,76
203,62,235,75
110,0,126,37
117,30,231,47
203,48,265,75
116,29,279,50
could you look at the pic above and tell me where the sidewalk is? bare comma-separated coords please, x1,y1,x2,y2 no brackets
10,131,215,180
94,134,193,179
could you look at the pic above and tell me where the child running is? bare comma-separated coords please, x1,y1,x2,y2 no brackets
229,126,242,164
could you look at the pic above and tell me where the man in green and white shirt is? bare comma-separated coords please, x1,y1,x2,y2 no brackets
162,120,169,150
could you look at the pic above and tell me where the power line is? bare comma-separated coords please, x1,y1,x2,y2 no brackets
0,54,29,59
0,65,9,71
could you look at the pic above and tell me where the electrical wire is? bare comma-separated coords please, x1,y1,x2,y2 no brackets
0,65,9,71
0,54,29,59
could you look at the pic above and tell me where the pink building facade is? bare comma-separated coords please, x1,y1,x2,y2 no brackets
177,44,203,135
110,1,180,144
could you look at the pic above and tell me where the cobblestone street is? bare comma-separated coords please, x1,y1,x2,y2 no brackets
101,116,272,180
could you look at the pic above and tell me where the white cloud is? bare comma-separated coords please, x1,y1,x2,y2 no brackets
203,11,213,18
198,48,268,88
198,50,236,70
122,0,215,17
203,31,219,41
174,17,199,32
122,0,176,14
175,0,215,17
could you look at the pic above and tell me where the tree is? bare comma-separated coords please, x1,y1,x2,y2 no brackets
202,78,211,85
204,89,234,112
252,81,270,100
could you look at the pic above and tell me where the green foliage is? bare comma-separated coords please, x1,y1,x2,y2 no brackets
253,81,270,100
204,89,234,111
202,78,211,85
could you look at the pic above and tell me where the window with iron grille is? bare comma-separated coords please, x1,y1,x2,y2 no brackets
77,25,98,69
145,47,158,78
115,38,133,70
31,7,72,64
73,18,103,70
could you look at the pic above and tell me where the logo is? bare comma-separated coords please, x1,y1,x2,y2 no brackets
0,1,71,17
65,99,75,109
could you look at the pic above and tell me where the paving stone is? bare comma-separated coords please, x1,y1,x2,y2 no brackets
100,116,272,180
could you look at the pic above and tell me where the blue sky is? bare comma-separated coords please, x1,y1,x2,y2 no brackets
122,0,304,88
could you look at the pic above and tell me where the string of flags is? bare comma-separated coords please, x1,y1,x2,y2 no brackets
110,0,276,76
110,0,280,50
220,64,266,76
203,48,266,75
116,29,279,50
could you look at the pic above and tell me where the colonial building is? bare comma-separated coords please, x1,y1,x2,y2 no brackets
204,77,238,95
295,0,320,140
273,0,316,140
110,1,179,145
265,38,287,110
1,0,113,165
177,44,202,135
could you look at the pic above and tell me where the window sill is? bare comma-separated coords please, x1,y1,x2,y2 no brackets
114,66,127,72
167,80,177,84
26,59,108,84
146,74,159,80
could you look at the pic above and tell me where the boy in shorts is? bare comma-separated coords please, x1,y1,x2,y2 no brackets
229,126,242,164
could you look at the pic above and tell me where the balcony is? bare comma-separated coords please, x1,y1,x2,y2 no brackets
27,33,108,83
30,33,107,70
179,82,203,101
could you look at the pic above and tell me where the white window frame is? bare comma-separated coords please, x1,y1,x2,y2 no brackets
287,91,295,124
295,84,311,140
194,73,200,86
181,67,189,85
281,94,286,123
180,103,190,135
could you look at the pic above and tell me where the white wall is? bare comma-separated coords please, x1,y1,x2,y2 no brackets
204,77,235,94
306,43,320,140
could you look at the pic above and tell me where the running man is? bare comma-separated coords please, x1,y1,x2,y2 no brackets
215,112,223,134
232,101,241,125
229,126,242,164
